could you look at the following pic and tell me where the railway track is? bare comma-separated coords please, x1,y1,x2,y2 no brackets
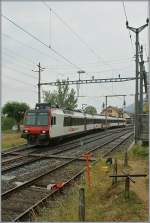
2,127,132,174
2,127,133,222
2,126,133,159
2,129,110,166
2,128,132,192
2,129,108,158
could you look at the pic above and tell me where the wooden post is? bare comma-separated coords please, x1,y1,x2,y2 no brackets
124,150,128,167
114,159,117,184
79,188,85,221
112,159,117,185
125,177,130,199
82,153,92,189
110,174,146,199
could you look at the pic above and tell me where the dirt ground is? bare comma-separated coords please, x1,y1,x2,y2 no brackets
129,159,148,203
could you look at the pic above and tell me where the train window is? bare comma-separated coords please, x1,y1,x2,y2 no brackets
51,116,56,125
64,116,72,126
70,117,85,126
24,113,36,125
24,112,49,126
37,113,49,126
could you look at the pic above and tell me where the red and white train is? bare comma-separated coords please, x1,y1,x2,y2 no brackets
22,103,126,145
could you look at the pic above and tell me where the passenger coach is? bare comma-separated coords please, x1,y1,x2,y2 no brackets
22,103,126,145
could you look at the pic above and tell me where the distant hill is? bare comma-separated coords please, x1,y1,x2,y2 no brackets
125,104,134,113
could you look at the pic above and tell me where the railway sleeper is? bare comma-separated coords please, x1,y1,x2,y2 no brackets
2,210,21,221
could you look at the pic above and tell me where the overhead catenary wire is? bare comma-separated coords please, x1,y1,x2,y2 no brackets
3,63,48,83
2,14,82,71
3,65,38,81
42,1,115,70
2,46,36,67
122,2,134,52
3,78,38,94
2,52,34,70
2,33,63,64
52,64,134,77
44,59,134,71
3,74,37,89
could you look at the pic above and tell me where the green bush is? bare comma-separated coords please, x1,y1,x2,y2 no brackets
131,145,148,157
2,116,16,131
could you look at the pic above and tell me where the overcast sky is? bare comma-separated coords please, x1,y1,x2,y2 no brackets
2,1,149,112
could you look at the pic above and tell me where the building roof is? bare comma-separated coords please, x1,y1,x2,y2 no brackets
101,106,123,113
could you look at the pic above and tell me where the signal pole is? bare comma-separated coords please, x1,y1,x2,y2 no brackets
32,62,45,103
126,19,149,143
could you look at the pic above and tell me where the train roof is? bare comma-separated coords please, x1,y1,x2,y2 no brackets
29,103,125,120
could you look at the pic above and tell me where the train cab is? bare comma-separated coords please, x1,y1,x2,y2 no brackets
22,103,51,145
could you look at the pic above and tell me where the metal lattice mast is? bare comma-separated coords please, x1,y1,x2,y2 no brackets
126,19,149,143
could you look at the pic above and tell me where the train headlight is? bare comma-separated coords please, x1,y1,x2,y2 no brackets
41,130,46,134
24,130,28,133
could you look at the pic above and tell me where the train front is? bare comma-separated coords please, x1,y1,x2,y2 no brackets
21,108,51,145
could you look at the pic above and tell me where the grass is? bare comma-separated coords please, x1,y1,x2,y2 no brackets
34,157,148,222
1,131,26,150
129,144,149,158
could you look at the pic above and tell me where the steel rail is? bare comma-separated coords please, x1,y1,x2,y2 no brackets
2,129,108,164
14,168,86,221
49,127,132,155
2,129,132,198
1,128,116,158
103,132,134,157
2,144,36,157
2,156,44,174
82,131,133,155
13,130,134,222
2,128,131,173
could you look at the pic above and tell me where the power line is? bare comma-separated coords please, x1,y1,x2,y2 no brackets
3,65,37,81
2,14,82,70
2,46,35,67
44,60,134,71
2,33,63,63
122,2,134,52
42,1,115,70
2,52,33,71
3,54,48,82
3,78,38,94
54,65,134,78
3,74,37,90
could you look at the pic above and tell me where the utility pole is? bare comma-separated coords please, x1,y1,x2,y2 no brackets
126,19,149,143
139,45,144,114
32,62,45,103
105,96,108,130
77,70,85,98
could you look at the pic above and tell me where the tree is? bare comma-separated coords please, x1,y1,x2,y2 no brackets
2,102,30,131
84,106,97,115
2,116,16,131
43,79,78,110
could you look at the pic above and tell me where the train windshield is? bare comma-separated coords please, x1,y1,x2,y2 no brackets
24,112,49,126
